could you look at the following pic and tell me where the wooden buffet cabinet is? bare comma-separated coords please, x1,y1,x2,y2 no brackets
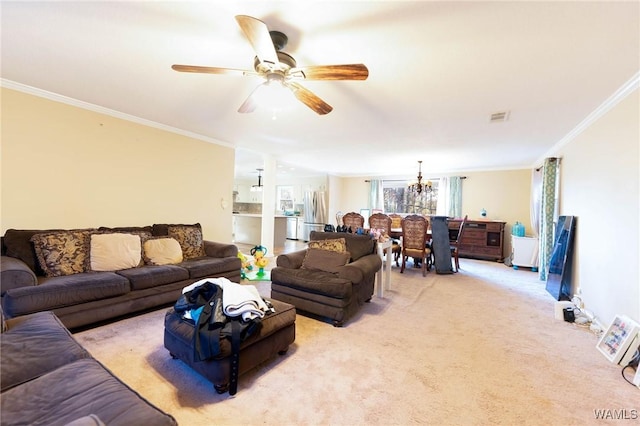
447,219,506,262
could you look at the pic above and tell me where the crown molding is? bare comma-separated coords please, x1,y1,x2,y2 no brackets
0,78,234,149
535,71,640,166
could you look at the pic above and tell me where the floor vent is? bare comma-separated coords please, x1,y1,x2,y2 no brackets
490,111,510,122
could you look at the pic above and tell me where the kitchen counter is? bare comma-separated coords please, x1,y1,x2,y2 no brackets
233,214,288,246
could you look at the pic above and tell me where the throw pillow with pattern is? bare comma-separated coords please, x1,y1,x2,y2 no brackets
167,224,206,259
308,237,347,253
31,229,94,277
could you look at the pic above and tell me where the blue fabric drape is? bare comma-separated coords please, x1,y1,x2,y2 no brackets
448,176,462,217
539,158,559,280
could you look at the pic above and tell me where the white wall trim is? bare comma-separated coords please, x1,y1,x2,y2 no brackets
535,71,640,166
0,78,235,149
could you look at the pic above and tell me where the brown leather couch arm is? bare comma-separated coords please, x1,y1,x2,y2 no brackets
339,254,382,282
1,256,38,293
276,249,307,269
203,241,238,258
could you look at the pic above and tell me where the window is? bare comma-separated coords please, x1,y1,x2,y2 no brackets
277,186,294,211
383,180,439,215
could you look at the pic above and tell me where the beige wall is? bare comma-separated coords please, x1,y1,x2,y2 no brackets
553,89,639,325
1,88,235,242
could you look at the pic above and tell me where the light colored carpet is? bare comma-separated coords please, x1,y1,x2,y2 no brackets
75,259,638,425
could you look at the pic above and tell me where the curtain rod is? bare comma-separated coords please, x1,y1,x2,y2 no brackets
365,176,467,183
535,157,561,171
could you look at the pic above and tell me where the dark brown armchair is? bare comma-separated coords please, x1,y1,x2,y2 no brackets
271,231,381,327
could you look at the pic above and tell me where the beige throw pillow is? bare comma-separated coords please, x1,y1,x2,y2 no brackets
90,233,142,271
143,237,183,265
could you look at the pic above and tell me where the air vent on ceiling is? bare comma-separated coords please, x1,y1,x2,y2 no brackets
490,111,510,122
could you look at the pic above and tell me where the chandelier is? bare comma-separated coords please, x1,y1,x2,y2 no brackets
408,160,432,195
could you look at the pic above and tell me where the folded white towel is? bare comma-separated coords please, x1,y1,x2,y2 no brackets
181,277,268,321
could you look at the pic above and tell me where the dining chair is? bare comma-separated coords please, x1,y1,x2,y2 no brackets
342,212,365,232
450,215,468,272
368,213,392,234
400,214,431,277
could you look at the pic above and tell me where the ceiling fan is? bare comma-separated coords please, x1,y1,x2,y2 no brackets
172,15,369,115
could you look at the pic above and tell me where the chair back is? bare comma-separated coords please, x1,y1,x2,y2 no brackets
368,213,392,233
453,215,468,244
342,212,365,230
389,214,403,230
401,215,429,257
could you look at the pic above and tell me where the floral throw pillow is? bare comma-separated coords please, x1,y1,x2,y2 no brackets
31,230,93,277
308,238,347,253
167,225,206,260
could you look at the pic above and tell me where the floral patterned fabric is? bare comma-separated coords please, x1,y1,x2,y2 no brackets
308,238,347,253
30,230,94,277
167,225,206,260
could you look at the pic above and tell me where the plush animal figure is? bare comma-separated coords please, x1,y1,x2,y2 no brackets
250,245,269,273
237,251,253,279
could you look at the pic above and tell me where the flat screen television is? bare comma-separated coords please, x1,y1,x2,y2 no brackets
545,215,576,301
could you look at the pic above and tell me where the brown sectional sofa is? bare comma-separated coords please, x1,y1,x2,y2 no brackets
0,224,241,329
1,308,177,425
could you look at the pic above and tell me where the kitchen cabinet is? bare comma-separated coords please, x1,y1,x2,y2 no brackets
448,219,505,262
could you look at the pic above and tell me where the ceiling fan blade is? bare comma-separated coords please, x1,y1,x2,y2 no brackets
235,15,279,66
171,64,257,77
290,64,369,81
237,85,261,113
286,82,333,115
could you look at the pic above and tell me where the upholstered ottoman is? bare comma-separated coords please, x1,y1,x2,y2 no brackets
163,298,295,394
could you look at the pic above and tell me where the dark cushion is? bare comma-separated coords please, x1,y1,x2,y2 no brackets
116,265,189,291
301,248,351,273
177,256,241,279
98,226,153,235
0,311,91,391
0,358,177,426
1,272,129,317
3,229,64,276
270,267,352,299
152,222,201,237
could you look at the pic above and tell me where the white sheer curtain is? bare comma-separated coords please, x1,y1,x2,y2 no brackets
436,177,449,216
530,168,543,237
435,176,462,217
369,179,384,211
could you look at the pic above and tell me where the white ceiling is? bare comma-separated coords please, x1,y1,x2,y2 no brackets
2,1,638,180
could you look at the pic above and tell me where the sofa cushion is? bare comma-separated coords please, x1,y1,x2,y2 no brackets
116,265,189,291
90,233,143,271
142,237,183,265
302,248,351,273
0,311,91,392
1,272,130,317
0,358,177,426
308,237,347,253
31,229,94,277
3,228,65,276
167,224,206,259
177,256,241,279
270,268,352,299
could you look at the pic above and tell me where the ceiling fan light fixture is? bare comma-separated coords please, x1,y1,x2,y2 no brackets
254,75,296,111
